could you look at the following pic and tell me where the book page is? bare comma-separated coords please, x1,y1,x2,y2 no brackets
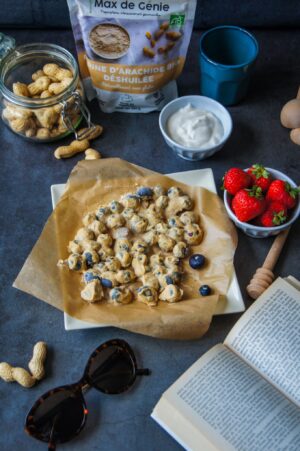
286,275,300,291
225,277,300,407
152,345,300,451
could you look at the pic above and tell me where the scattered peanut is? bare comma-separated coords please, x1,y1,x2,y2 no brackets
166,31,182,41
160,21,169,31
150,39,156,48
13,82,30,97
55,122,104,161
145,31,152,40
0,341,47,388
158,42,175,54
166,42,176,51
85,148,101,160
77,124,103,140
54,138,90,159
143,47,155,58
28,342,47,380
154,29,164,40
0,363,36,388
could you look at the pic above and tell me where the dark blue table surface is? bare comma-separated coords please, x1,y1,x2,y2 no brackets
0,28,299,451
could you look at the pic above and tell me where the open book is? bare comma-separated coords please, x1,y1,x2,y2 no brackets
152,277,300,451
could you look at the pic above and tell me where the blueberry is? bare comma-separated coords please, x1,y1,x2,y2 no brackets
101,278,113,288
126,194,138,200
84,272,100,283
111,289,120,300
165,275,173,285
84,252,93,268
84,272,93,283
136,187,153,197
171,271,181,283
96,207,107,219
189,254,205,269
75,261,82,271
199,285,211,296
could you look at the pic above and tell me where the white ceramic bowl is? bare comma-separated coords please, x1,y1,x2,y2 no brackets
159,95,232,161
223,167,300,238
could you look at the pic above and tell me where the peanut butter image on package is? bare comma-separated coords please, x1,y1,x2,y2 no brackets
89,23,130,59
67,0,197,112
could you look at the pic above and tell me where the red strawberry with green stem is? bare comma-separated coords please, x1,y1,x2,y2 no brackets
232,186,266,222
257,201,287,227
222,168,252,195
266,180,299,209
247,164,272,192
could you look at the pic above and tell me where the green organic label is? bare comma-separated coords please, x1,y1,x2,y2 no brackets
170,14,185,28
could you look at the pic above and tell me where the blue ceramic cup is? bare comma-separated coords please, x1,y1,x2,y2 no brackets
199,26,258,105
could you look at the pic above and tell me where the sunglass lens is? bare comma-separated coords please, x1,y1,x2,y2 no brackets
26,388,86,444
87,345,135,393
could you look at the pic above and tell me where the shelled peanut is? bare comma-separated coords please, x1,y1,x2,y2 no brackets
0,341,47,388
54,124,103,159
2,63,83,140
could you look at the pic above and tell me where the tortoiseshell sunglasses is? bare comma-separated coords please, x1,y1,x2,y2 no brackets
25,339,150,450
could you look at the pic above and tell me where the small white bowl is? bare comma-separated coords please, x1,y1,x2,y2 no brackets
223,167,300,238
159,95,232,161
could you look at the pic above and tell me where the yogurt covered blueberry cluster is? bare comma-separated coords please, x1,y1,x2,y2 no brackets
60,185,204,307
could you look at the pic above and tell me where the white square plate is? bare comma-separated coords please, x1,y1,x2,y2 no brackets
51,169,244,331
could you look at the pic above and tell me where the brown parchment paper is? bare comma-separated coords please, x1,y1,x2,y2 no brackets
14,158,237,340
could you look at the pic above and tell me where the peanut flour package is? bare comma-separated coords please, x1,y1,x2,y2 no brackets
67,0,197,112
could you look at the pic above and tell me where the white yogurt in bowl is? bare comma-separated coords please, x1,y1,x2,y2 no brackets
159,95,232,161
167,104,224,149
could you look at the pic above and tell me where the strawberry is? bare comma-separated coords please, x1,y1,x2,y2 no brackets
266,180,299,209
247,164,271,192
267,201,288,216
223,168,252,195
232,186,266,222
257,201,287,227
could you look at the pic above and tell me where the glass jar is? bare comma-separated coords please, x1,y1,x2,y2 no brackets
0,33,15,62
0,43,90,142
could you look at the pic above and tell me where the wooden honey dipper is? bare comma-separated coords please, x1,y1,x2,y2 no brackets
247,228,290,300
